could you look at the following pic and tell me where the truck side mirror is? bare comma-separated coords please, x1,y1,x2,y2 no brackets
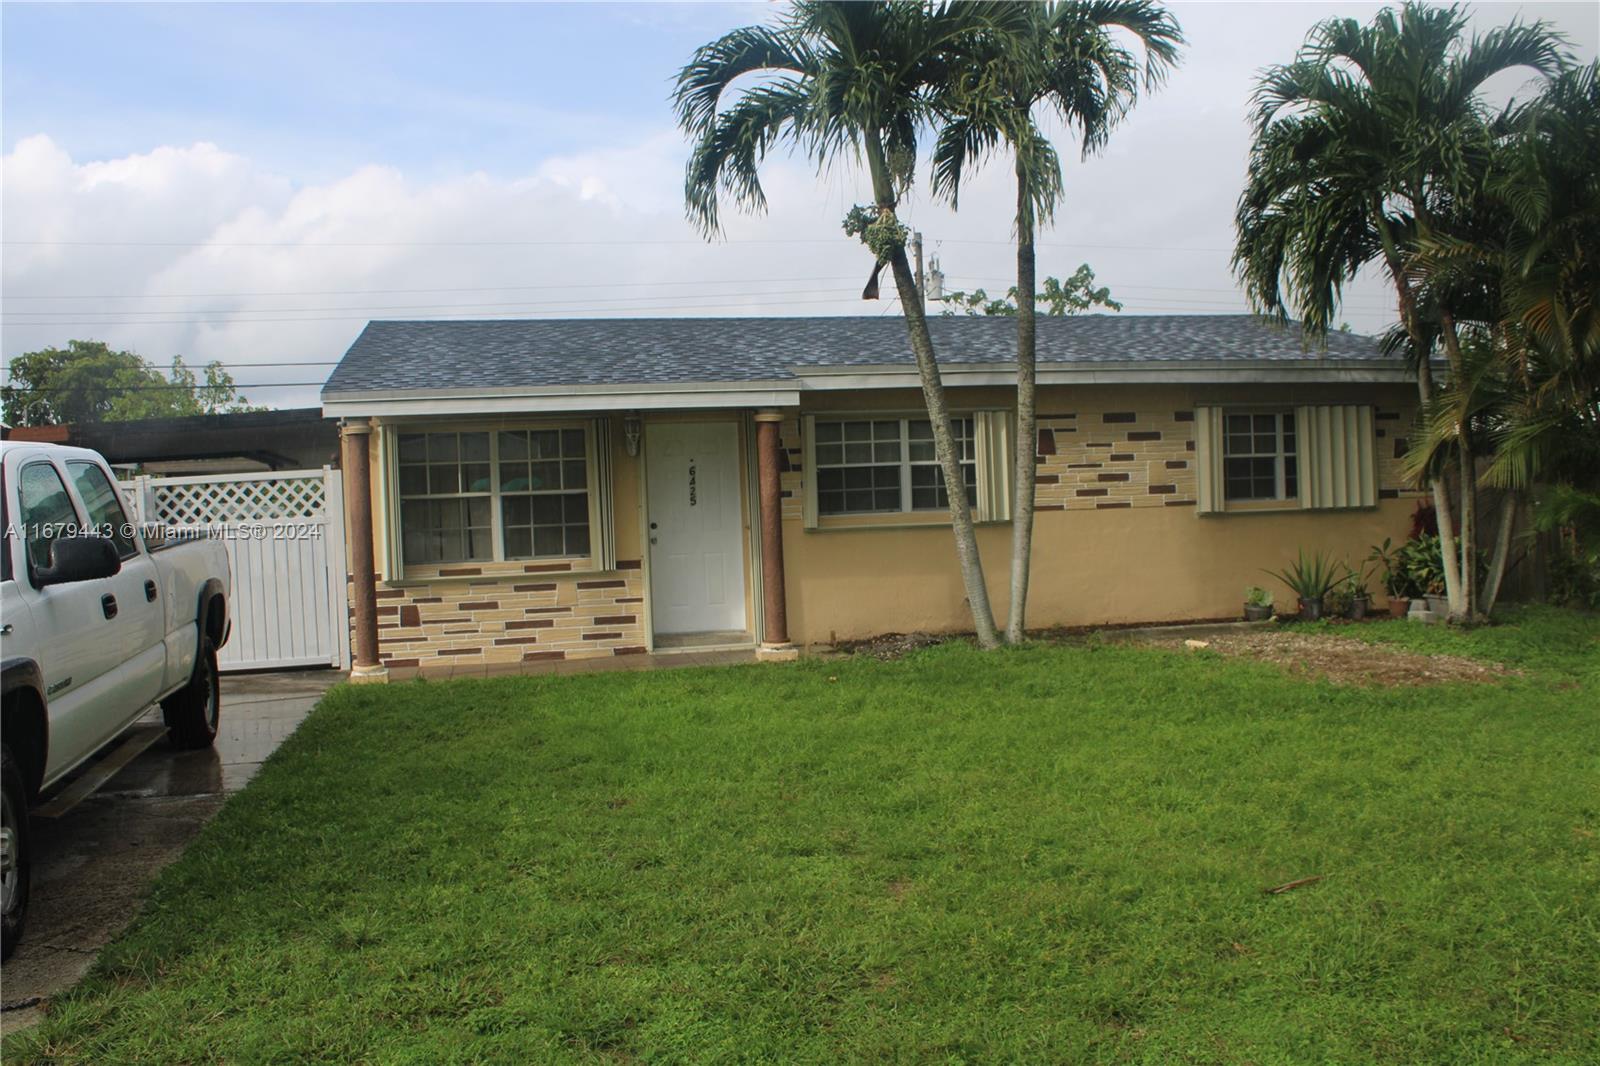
35,535,121,586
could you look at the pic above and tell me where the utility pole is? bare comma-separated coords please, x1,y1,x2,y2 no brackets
911,230,925,305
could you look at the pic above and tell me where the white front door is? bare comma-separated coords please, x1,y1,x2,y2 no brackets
646,422,746,635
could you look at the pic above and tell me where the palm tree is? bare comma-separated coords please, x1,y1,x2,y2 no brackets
1233,2,1566,621
673,1,1008,647
1405,60,1600,613
930,1,1182,643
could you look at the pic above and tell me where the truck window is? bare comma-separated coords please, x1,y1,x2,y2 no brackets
66,461,139,559
18,462,83,572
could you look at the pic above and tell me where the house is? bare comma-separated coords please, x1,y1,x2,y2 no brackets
320,315,1422,680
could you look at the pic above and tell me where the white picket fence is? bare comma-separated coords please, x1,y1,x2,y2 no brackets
123,469,349,673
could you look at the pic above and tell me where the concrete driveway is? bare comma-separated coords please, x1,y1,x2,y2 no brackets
0,670,339,1034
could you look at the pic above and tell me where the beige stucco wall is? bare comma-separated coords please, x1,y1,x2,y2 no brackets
352,380,1424,661
777,383,1422,644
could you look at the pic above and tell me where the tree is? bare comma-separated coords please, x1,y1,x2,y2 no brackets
3,340,256,427
1403,60,1600,614
675,0,1010,647
929,1,1182,643
1233,2,1566,621
939,263,1123,318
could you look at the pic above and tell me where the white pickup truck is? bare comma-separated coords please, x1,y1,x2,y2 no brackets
1,441,230,960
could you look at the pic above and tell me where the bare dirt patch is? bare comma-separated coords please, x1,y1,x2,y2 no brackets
1155,630,1512,687
840,632,948,661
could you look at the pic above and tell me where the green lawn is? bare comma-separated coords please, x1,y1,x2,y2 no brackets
8,608,1598,1063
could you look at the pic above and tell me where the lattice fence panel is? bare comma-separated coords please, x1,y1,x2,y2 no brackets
153,475,326,525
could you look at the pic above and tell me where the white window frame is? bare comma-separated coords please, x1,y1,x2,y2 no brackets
811,414,976,517
391,421,600,567
1222,410,1298,503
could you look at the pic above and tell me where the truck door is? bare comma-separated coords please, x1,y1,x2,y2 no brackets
11,458,132,782
65,460,166,708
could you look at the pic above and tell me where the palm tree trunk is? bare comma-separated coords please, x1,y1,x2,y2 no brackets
1440,311,1476,620
864,132,1001,649
1481,490,1518,616
1006,163,1038,645
1391,267,1464,613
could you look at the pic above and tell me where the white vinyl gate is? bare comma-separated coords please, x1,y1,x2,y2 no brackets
122,469,350,672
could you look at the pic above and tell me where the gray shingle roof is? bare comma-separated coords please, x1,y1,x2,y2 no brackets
322,314,1388,396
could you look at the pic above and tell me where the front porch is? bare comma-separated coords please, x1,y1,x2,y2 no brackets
338,409,796,683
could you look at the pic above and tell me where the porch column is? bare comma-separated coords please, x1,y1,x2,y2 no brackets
340,419,388,684
754,411,798,661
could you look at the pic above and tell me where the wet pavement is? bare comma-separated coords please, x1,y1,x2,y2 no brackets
0,669,339,1034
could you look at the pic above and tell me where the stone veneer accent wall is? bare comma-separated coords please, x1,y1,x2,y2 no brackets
773,400,1423,520
364,559,647,671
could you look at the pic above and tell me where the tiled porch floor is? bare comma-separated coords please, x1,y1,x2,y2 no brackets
384,647,758,682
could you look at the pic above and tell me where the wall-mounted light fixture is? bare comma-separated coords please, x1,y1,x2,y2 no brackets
623,411,642,457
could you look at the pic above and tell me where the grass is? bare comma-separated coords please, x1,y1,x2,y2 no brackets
7,607,1598,1063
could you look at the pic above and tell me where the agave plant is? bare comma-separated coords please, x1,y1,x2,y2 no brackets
1264,548,1346,610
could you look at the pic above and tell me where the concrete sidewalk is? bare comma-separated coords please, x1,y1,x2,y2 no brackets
0,670,339,1034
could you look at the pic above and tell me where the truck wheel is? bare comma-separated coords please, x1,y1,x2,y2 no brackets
1,743,31,961
162,640,220,750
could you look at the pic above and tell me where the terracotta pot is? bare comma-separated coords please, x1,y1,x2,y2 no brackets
1387,597,1410,618
1298,596,1324,621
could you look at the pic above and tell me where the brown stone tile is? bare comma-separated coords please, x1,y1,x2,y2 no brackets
616,559,643,570
1037,429,1057,456
400,605,421,627
512,582,556,592
494,635,548,645
1165,499,1196,507
1076,488,1109,497
374,588,406,600
1036,504,1066,511
439,566,482,577
1174,410,1194,422
524,606,573,614
523,562,572,573
1103,412,1136,423
506,619,555,630
1098,473,1130,482
1149,484,1177,494
1096,501,1132,509
458,601,498,611
583,631,622,640
594,615,637,625
381,657,420,668
1036,474,1059,484
1110,453,1134,462
578,579,626,589
615,646,648,655
523,650,566,662
1067,463,1102,469
1127,431,1162,442
1165,460,1188,469
438,647,481,656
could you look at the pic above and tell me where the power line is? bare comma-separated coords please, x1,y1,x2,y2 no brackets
1,274,1394,307
1,285,886,320
2,274,867,301
1,236,1236,253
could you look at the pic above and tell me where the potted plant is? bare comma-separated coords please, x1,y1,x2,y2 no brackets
1265,549,1344,621
1342,563,1372,620
1369,538,1412,617
1399,535,1447,615
1243,585,1274,621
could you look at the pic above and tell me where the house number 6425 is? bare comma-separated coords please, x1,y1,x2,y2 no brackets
688,460,698,507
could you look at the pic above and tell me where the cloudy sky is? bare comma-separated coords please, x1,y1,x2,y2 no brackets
3,1,1595,410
